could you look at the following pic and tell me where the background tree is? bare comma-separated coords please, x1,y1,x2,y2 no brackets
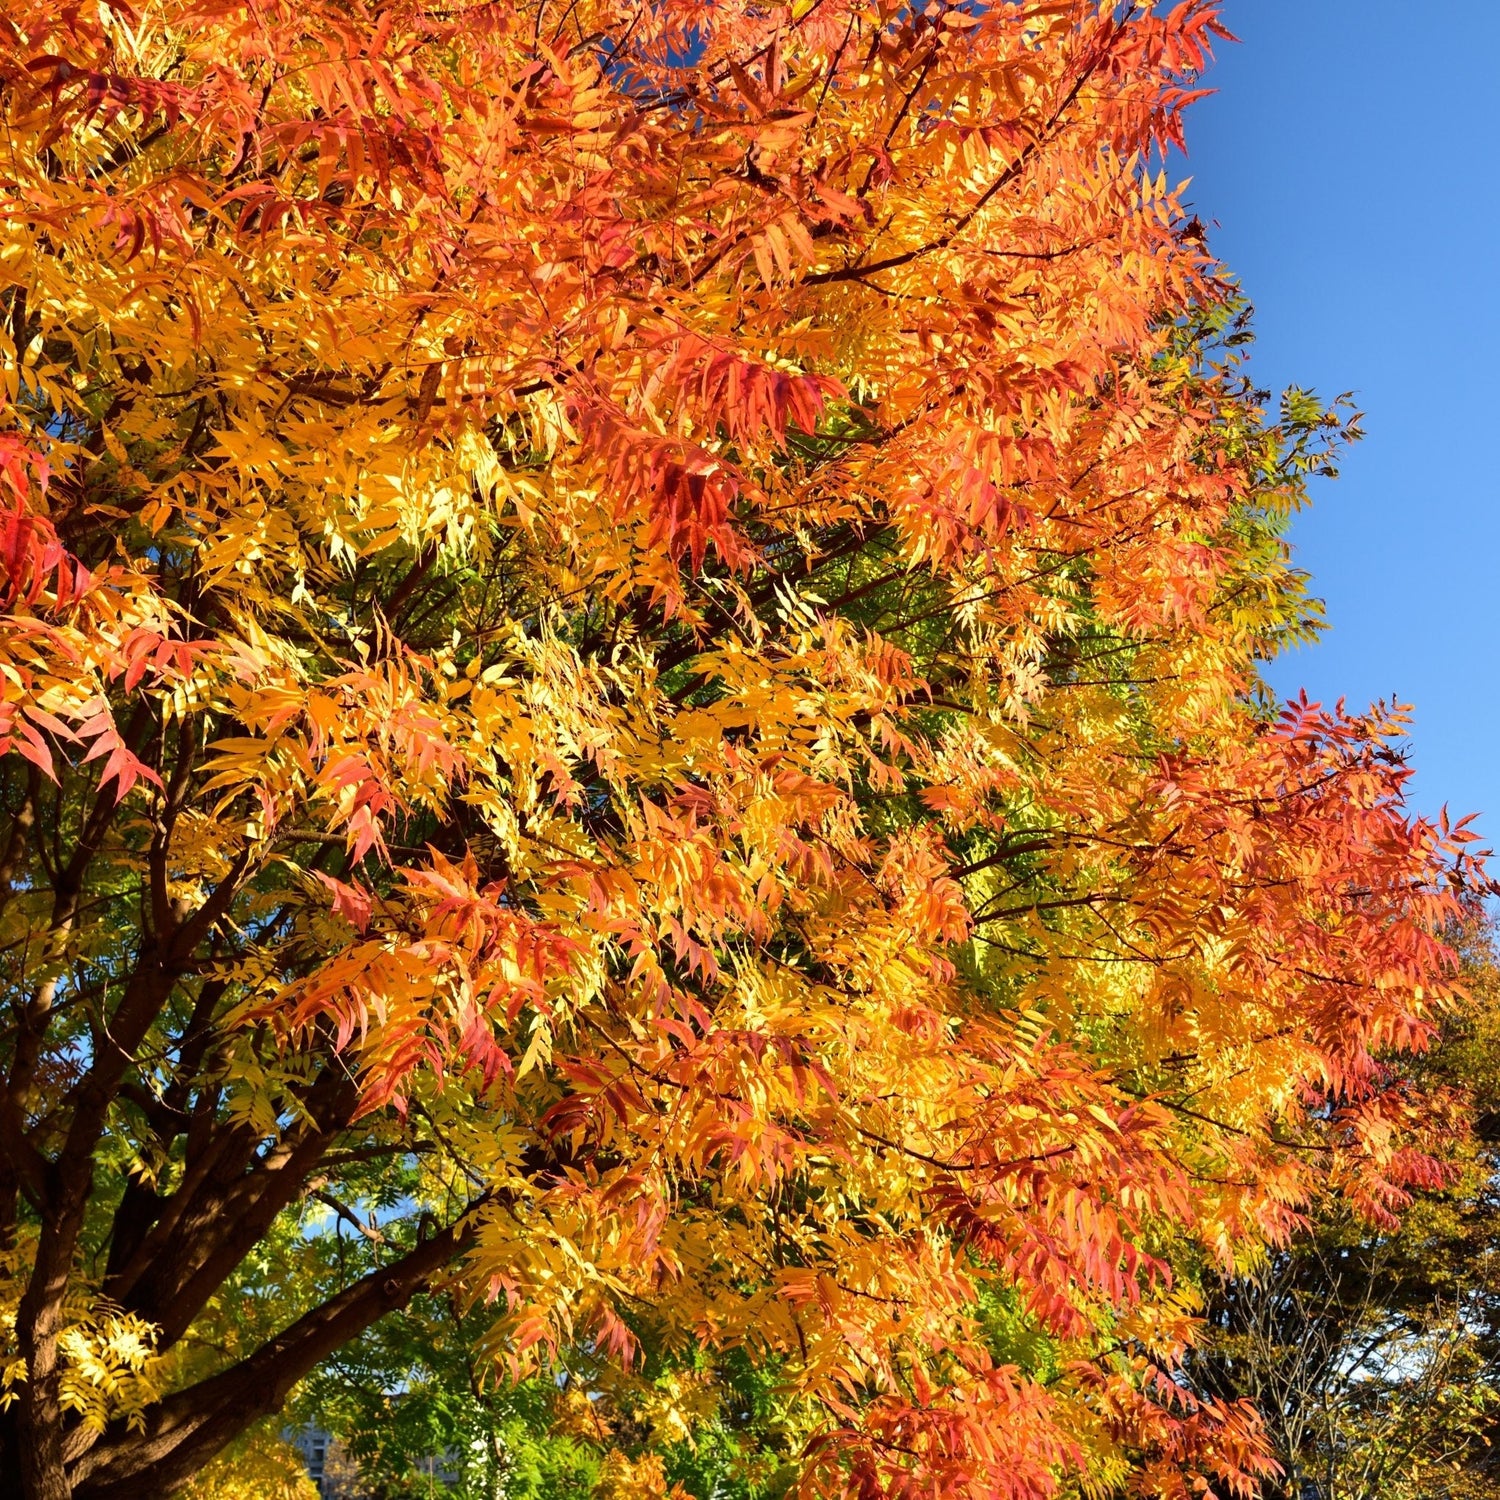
1185,932,1500,1500
0,1,1484,1498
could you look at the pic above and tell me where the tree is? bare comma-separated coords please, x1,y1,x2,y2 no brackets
1185,932,1500,1500
0,1,1483,1496
1191,1232,1498,1500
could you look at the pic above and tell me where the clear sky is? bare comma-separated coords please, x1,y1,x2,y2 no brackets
1178,0,1500,833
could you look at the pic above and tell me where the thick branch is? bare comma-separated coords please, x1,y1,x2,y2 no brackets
69,1213,480,1500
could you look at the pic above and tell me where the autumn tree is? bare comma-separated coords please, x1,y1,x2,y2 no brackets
0,1,1483,1497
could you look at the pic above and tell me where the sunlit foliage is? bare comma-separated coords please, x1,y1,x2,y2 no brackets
0,0,1483,1496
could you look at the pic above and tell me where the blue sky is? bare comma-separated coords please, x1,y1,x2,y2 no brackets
1179,0,1500,833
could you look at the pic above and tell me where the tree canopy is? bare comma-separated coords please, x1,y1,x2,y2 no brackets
0,1,1484,1497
